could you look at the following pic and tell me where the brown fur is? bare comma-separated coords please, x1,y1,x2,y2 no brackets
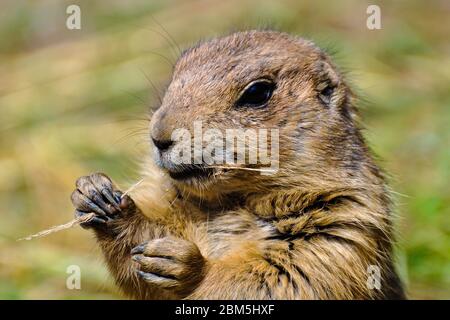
74,31,405,299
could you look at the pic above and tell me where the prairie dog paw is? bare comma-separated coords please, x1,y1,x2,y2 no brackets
131,237,206,296
70,172,135,229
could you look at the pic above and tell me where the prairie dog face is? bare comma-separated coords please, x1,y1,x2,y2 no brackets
150,30,358,199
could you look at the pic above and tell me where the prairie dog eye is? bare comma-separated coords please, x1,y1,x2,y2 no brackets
317,81,335,105
236,80,275,107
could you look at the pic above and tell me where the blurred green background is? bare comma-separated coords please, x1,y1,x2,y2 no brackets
0,0,448,299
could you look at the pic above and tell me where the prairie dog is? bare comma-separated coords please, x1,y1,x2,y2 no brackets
71,30,405,299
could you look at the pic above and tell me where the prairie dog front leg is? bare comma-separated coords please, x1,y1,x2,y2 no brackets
71,172,173,299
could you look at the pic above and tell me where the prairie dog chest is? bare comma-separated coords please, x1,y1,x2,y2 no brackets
197,211,276,259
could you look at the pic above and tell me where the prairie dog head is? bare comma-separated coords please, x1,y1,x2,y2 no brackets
150,30,365,200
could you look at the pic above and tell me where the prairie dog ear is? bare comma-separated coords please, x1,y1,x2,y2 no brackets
312,58,347,109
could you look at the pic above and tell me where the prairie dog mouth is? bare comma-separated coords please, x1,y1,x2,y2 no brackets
168,165,215,181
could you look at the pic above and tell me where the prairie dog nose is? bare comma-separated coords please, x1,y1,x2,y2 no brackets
150,108,175,152
152,137,173,151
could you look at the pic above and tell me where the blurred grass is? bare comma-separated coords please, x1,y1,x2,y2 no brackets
0,0,449,299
